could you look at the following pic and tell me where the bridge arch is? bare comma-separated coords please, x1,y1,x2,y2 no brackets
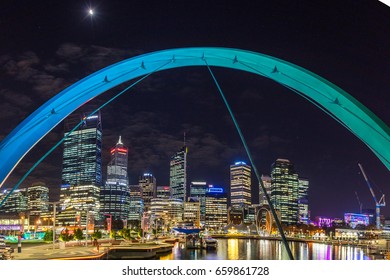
1,47,389,188
256,206,275,235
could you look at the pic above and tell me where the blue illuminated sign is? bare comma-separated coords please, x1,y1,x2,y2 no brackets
208,187,224,193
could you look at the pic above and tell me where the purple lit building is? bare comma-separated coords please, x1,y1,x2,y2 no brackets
315,216,334,228
344,213,370,228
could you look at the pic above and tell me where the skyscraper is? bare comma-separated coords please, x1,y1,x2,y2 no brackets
59,111,102,225
189,181,208,225
128,185,143,226
170,146,188,202
27,182,49,219
230,161,252,209
298,178,309,224
270,159,299,225
100,136,130,221
139,173,156,212
205,187,228,230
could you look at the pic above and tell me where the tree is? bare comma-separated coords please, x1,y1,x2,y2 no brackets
43,230,53,242
74,228,83,241
59,228,73,242
91,230,102,239
110,230,116,239
119,228,131,240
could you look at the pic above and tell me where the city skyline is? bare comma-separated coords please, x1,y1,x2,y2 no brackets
0,1,389,220
0,109,385,230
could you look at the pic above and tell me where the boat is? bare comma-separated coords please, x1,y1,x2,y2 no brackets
185,234,202,249
173,227,202,247
202,236,218,250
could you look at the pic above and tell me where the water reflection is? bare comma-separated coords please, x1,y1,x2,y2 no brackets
160,239,371,260
227,238,238,260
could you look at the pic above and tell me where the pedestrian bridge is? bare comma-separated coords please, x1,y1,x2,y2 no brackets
0,47,389,192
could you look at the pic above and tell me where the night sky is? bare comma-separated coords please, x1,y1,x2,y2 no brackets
0,0,389,219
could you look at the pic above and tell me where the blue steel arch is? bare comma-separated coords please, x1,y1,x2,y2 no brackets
0,47,390,188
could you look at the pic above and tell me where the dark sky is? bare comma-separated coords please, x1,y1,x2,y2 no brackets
0,0,389,218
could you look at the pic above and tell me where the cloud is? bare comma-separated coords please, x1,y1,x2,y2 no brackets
2,53,40,81
55,43,141,73
0,43,278,192
31,73,68,99
44,62,70,73
56,43,86,60
1,89,33,108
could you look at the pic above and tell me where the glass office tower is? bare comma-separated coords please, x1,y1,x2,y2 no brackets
230,161,252,209
170,146,188,202
270,159,299,225
59,111,102,225
100,136,130,221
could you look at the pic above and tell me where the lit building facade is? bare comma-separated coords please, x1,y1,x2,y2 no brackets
228,207,243,225
100,136,130,221
128,185,143,224
167,198,184,223
59,111,102,225
0,188,27,214
183,198,200,227
230,161,251,209
139,173,156,211
298,178,309,224
149,198,167,220
205,187,228,230
270,159,299,225
315,216,337,228
27,182,49,224
244,204,259,224
170,146,188,202
189,181,208,225
0,214,28,235
156,186,170,199
344,213,370,228
150,198,183,226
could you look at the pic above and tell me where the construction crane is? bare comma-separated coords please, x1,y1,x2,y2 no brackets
358,163,385,229
354,191,363,214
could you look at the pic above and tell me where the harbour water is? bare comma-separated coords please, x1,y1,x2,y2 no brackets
160,238,371,260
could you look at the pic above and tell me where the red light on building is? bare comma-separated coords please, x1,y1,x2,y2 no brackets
111,148,127,154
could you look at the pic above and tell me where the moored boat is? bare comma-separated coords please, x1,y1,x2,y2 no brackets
202,237,218,249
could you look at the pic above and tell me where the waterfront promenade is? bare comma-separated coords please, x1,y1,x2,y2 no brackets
8,239,174,260
11,241,106,260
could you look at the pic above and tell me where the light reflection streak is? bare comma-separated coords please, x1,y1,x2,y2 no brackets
227,238,239,260
160,239,371,260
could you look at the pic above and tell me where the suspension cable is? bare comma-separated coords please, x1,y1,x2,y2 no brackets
204,59,294,260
